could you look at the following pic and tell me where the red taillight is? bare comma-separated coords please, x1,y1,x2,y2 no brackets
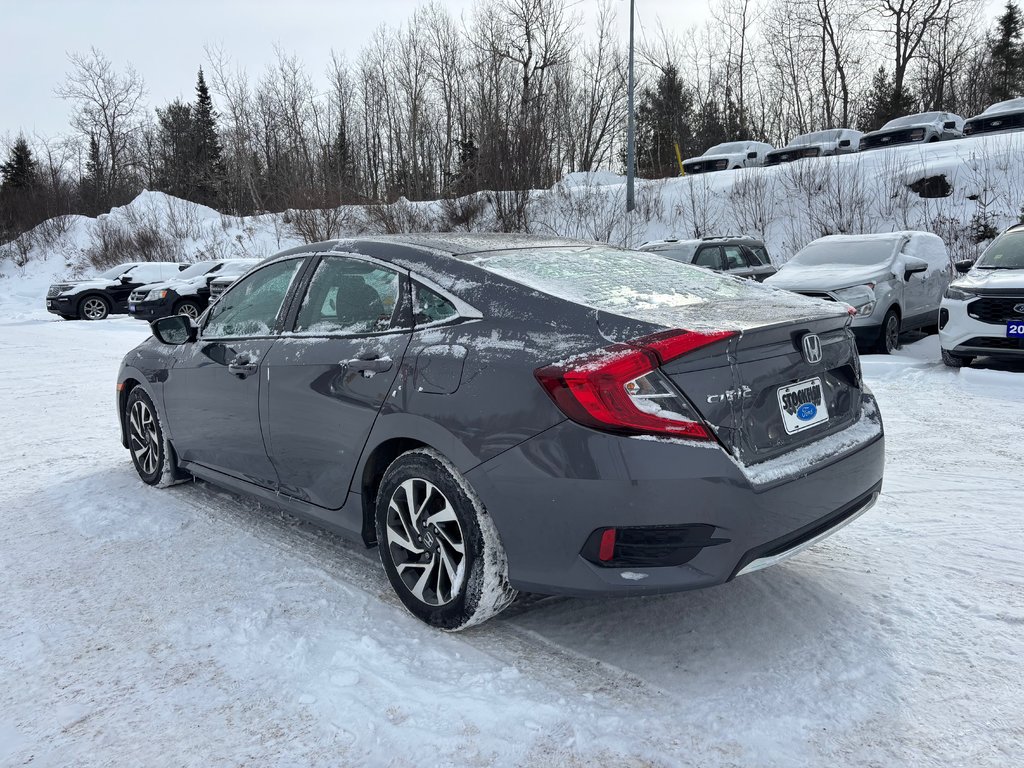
535,329,735,440
598,528,617,561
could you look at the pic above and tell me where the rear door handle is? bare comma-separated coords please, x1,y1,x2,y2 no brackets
342,356,393,375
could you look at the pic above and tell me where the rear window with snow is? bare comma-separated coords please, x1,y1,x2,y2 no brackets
468,246,841,330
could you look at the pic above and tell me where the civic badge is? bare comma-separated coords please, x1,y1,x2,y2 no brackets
802,333,823,365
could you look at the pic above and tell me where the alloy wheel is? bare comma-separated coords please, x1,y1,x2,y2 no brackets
128,399,160,476
177,303,200,320
385,478,466,606
82,297,108,320
885,315,900,352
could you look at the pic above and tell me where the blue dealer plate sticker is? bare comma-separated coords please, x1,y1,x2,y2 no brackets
1008,321,1024,338
777,377,830,435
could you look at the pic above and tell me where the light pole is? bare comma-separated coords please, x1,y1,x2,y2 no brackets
625,0,636,213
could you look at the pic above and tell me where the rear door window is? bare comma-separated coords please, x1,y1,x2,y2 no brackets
722,246,747,271
748,246,770,266
694,247,724,269
294,256,401,335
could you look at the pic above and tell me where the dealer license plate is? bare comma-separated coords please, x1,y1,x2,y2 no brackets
1008,321,1024,338
777,377,830,435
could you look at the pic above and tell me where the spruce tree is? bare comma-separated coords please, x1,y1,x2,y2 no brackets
80,135,106,215
0,135,37,191
990,1,1024,102
192,68,224,207
156,99,195,199
857,67,914,131
635,65,695,178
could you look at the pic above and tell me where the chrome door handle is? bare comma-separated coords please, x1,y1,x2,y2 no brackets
342,356,393,375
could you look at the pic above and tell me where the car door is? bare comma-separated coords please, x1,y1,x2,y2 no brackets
722,244,756,279
263,253,412,510
693,246,725,272
109,264,160,309
162,256,307,488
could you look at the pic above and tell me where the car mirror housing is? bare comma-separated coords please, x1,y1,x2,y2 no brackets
838,139,851,147
151,315,197,345
954,259,974,274
746,151,757,159
119,274,133,284
902,257,929,281
943,120,957,129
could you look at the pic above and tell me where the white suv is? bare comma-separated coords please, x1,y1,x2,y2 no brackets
939,224,1024,367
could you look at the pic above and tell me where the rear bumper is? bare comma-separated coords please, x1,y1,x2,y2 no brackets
468,397,884,596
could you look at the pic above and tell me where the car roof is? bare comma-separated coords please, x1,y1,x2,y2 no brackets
641,236,765,249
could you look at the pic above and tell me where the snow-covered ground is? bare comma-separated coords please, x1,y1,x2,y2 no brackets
1,300,1022,766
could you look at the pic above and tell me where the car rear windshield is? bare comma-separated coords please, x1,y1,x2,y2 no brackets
975,231,1024,269
789,239,898,267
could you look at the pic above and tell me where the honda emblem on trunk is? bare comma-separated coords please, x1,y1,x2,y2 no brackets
802,333,823,364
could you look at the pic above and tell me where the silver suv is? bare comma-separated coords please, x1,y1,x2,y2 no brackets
765,232,952,353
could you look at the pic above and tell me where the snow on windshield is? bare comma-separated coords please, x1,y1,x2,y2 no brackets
96,264,130,280
790,238,898,267
882,113,942,129
175,262,218,279
791,130,842,145
704,142,749,155
470,247,845,331
975,231,1024,269
982,98,1024,115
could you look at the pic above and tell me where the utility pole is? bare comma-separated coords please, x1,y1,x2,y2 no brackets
626,0,636,213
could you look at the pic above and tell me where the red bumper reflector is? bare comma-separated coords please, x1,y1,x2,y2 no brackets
598,528,617,561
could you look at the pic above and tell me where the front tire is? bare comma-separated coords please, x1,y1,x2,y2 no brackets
79,295,110,321
875,309,901,354
375,449,517,630
941,348,973,368
125,387,187,487
174,300,201,320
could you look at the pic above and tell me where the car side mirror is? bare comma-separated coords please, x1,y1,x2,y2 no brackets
838,139,851,147
119,275,133,284
902,258,929,281
943,121,956,130
746,151,757,159
954,259,974,274
151,315,197,345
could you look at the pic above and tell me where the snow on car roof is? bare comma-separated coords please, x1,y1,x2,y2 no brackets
881,112,948,129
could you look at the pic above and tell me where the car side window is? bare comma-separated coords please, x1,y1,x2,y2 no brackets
723,246,747,271
414,284,458,326
748,246,770,266
294,256,400,334
204,258,303,338
694,247,722,269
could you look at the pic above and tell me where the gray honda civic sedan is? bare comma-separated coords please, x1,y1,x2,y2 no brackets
117,234,884,630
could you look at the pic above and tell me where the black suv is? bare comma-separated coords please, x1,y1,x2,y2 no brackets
638,237,777,281
46,262,186,320
127,258,260,321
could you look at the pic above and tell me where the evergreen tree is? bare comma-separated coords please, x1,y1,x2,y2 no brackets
328,120,358,202
0,135,37,191
80,135,106,215
857,67,915,131
635,65,695,178
155,99,195,198
192,68,224,206
990,1,1024,102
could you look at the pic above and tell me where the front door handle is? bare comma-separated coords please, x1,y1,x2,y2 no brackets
342,355,393,376
228,356,258,378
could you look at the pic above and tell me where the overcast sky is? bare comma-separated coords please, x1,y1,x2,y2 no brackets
0,0,715,140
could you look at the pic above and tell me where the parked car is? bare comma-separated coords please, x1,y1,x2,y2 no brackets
207,260,258,303
963,98,1024,139
639,237,776,281
765,232,952,354
859,112,964,151
763,129,864,165
681,141,774,174
128,258,260,321
46,261,186,321
118,234,884,630
939,223,1024,367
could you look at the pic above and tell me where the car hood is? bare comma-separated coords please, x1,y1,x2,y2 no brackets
683,152,746,165
53,278,116,291
765,262,892,291
953,268,1024,292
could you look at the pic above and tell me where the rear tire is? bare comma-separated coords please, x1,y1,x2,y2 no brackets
941,348,973,368
875,309,901,354
375,448,517,630
125,387,188,487
79,295,110,321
